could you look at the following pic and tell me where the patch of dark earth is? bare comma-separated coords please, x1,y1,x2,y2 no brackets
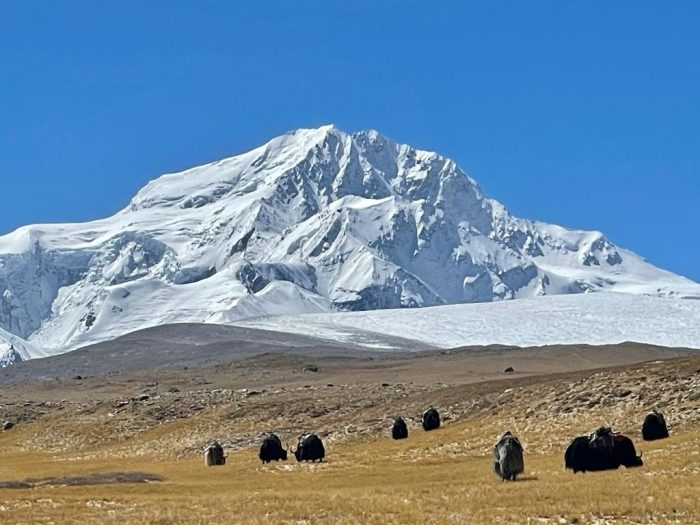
0,472,164,489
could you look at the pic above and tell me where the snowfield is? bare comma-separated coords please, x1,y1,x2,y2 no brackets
1,125,699,361
236,293,700,350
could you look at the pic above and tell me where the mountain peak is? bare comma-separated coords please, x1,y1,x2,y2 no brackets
276,123,345,146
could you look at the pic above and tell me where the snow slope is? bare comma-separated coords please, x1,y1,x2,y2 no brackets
1,125,699,360
235,293,700,350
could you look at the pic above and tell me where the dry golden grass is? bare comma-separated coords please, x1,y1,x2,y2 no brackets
0,414,698,524
1,354,699,524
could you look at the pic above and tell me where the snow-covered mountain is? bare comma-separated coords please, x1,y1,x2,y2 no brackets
1,125,699,360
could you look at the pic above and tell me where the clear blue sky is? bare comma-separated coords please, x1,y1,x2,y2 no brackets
1,1,698,281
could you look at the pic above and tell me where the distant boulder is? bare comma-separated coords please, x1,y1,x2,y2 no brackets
303,365,319,373
2,421,14,431
504,367,515,374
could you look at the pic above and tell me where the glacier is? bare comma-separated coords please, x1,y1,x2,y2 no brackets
1,125,699,360
234,293,700,350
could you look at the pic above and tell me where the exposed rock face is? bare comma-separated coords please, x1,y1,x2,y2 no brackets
0,347,22,368
0,327,36,367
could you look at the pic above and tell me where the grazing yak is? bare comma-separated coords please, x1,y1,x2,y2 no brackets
204,441,226,467
292,432,325,462
565,427,643,473
259,433,288,463
493,431,524,481
422,407,440,431
391,417,408,440
642,410,669,441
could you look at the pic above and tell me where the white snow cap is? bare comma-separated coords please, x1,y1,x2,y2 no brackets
0,125,698,359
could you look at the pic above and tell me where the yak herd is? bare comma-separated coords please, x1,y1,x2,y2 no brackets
203,408,671,481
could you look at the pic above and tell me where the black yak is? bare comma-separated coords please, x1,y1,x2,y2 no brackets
642,410,669,441
422,407,440,431
259,433,288,463
493,431,524,481
565,430,642,473
391,417,408,440
204,441,226,467
292,432,325,462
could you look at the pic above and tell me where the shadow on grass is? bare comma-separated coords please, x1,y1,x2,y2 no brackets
0,471,165,489
517,475,539,481
497,475,539,482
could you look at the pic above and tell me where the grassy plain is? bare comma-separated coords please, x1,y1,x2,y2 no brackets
0,351,698,524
